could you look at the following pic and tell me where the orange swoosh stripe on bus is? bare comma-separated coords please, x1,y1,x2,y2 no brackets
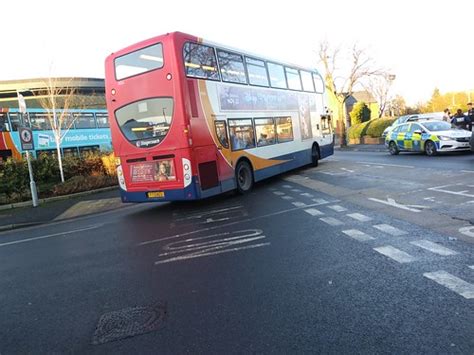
198,80,287,170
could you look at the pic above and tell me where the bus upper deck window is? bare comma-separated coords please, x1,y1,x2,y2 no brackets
114,43,164,80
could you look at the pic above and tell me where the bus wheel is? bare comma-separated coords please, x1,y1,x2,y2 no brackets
236,160,254,194
425,140,437,156
311,145,320,167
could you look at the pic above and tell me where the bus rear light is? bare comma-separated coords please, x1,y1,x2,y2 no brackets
111,89,116,95
182,158,192,188
166,73,172,80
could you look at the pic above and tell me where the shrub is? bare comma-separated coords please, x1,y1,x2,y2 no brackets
0,158,29,200
101,152,117,176
347,117,397,139
34,153,60,183
350,102,371,125
52,175,117,196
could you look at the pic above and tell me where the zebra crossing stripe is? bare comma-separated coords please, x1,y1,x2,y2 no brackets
304,208,324,216
410,240,458,256
373,245,416,263
347,213,372,222
423,270,474,299
319,217,343,226
342,229,374,242
373,224,407,236
328,205,347,212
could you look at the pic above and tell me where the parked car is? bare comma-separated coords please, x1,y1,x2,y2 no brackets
382,115,419,139
385,120,472,156
470,131,474,152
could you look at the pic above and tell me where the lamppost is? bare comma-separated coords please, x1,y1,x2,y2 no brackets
388,74,396,116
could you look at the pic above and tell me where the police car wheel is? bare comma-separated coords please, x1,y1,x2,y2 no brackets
388,141,399,155
425,140,437,156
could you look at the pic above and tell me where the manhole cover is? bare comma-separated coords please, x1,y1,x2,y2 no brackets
92,302,167,345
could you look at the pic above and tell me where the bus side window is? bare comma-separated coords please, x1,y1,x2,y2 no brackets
276,117,293,143
228,119,255,151
214,121,229,148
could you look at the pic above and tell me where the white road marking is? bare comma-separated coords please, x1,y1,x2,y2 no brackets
357,161,415,169
282,185,292,188
300,192,313,197
410,240,458,256
292,202,307,208
373,246,417,263
0,224,103,248
469,265,474,270
461,170,474,174
312,198,328,204
423,271,474,299
327,205,347,212
342,229,374,242
173,206,243,221
373,224,408,236
340,167,355,173
320,217,343,226
428,184,474,198
347,213,372,222
459,226,474,239
369,197,426,212
273,191,285,196
320,171,345,176
291,189,302,193
282,196,294,200
304,208,324,216
155,229,270,265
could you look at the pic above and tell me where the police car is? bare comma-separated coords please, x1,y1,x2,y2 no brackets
385,120,472,156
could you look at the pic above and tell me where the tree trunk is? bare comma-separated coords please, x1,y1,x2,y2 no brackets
55,135,65,183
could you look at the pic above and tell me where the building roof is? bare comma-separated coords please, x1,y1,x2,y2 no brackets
0,77,105,109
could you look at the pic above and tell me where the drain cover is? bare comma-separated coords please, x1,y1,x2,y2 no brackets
92,302,167,345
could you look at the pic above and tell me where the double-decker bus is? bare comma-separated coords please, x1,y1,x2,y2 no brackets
105,32,333,203
0,108,111,161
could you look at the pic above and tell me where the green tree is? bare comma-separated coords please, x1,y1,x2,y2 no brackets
350,102,371,125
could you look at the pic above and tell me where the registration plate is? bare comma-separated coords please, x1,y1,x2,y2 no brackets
147,191,164,198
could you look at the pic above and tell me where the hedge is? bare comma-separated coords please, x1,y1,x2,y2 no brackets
0,152,117,204
348,117,396,139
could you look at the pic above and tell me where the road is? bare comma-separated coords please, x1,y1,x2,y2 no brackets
0,150,473,353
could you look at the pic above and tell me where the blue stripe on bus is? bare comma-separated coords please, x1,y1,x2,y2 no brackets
120,142,334,202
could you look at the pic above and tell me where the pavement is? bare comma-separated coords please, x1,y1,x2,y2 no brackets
0,187,126,231
335,143,386,152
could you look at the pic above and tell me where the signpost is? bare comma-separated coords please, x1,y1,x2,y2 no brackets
17,92,39,207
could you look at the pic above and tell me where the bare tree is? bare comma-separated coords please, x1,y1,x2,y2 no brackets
366,73,396,118
318,41,384,145
35,77,79,183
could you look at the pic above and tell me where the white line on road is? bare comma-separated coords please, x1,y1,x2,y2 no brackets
300,192,313,197
459,226,474,239
410,240,458,256
281,196,294,200
0,224,103,248
340,167,355,173
312,198,328,204
373,245,417,263
469,265,474,270
347,213,372,222
291,189,302,193
342,229,374,242
369,197,425,212
428,184,474,198
319,217,343,226
357,161,415,169
327,205,347,212
373,224,408,236
304,208,324,216
273,191,285,196
461,170,474,174
423,270,474,299
282,185,292,188
292,202,307,208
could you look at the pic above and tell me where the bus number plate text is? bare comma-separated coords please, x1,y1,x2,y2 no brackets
147,191,164,198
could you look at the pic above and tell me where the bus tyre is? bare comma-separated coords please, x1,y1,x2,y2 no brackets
311,145,320,167
388,141,399,155
425,140,437,156
235,160,254,194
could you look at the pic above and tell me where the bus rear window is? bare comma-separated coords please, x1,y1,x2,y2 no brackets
114,43,164,80
115,97,173,148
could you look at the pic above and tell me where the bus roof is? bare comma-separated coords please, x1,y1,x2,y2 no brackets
108,31,322,77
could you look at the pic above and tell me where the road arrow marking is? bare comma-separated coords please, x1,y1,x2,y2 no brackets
368,197,427,212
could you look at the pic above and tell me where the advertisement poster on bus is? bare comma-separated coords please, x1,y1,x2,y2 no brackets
130,159,176,183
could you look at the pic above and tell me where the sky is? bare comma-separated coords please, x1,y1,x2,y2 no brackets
1,0,473,105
